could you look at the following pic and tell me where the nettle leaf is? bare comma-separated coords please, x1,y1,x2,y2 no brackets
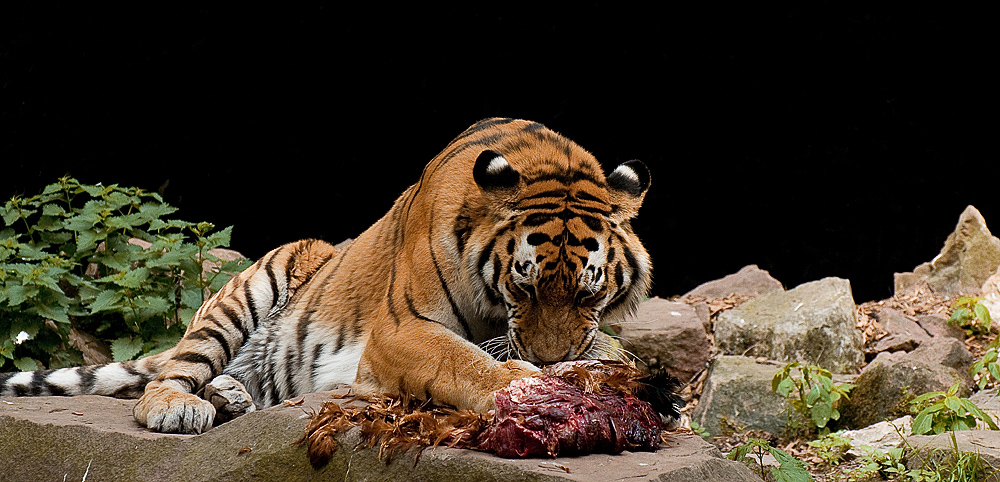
117,267,150,288
29,303,70,323
12,357,40,371
204,225,234,249
111,336,144,362
89,290,124,313
4,284,40,306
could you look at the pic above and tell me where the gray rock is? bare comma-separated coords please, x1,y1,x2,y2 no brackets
0,389,760,482
906,336,974,375
914,314,966,340
683,264,784,299
691,356,791,437
619,297,713,384
838,352,971,429
894,205,1000,297
904,431,1000,480
714,277,865,373
868,308,932,354
970,388,1000,427
841,415,912,456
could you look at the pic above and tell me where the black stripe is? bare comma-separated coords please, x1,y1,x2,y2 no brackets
264,255,281,309
220,303,249,342
243,281,260,331
523,189,568,201
171,352,218,376
427,227,474,340
189,327,232,363
405,289,443,325
78,366,97,393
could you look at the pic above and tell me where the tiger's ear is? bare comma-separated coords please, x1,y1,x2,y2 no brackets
474,150,521,203
607,160,650,221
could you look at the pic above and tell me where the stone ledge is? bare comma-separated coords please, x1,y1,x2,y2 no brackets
1,389,759,482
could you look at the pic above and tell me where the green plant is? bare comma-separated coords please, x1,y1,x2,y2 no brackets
970,340,1000,390
909,383,998,435
948,296,992,336
773,362,856,437
0,177,250,371
727,438,813,482
850,444,941,482
806,430,852,466
689,420,711,440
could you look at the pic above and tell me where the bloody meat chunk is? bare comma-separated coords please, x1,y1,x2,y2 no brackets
477,374,664,458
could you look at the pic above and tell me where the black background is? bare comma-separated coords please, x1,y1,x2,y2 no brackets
1,3,995,303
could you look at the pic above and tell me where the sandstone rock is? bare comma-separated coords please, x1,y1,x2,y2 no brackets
0,389,760,482
982,265,1000,322
714,277,865,373
841,415,912,456
867,308,932,354
906,336,974,375
682,264,784,299
894,205,1000,297
914,313,966,340
838,352,971,429
691,356,791,437
619,297,713,384
904,430,1000,480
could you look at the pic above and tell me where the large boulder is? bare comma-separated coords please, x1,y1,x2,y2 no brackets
618,297,713,384
690,356,792,437
714,277,865,373
838,351,971,429
0,388,761,482
894,205,1000,297
682,264,784,299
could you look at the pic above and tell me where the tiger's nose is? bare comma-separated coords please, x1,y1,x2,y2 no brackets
533,348,571,364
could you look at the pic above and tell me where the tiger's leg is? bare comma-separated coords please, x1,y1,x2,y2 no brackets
133,239,337,433
354,313,539,413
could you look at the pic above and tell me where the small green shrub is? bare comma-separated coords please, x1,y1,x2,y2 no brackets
773,362,856,437
806,430,852,466
909,383,998,435
948,296,992,336
0,177,251,371
727,438,813,481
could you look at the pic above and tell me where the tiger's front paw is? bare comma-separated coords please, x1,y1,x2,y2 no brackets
204,375,256,424
473,360,541,413
133,384,216,434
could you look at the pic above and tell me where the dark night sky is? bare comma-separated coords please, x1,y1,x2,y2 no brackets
1,3,995,302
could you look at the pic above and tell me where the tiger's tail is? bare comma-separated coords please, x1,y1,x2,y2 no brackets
0,352,171,399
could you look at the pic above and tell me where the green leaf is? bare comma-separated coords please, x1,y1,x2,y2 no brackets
111,337,144,362
774,374,795,397
12,357,40,371
975,302,992,329
89,290,123,313
768,448,813,482
912,411,933,435
117,267,149,288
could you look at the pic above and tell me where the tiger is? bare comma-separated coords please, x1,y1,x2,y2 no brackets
0,118,652,434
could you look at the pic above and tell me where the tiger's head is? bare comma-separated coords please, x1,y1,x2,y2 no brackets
465,124,651,365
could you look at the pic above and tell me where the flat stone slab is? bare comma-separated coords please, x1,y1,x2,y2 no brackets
0,388,759,482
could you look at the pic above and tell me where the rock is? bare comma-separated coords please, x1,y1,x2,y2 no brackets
971,388,1000,426
841,415,912,456
906,336,974,375
0,389,760,482
904,431,1000,480
982,266,1000,322
691,356,792,437
838,352,971,429
914,314,966,340
714,277,865,373
867,308,932,354
894,205,1000,298
619,297,713,384
682,265,784,299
